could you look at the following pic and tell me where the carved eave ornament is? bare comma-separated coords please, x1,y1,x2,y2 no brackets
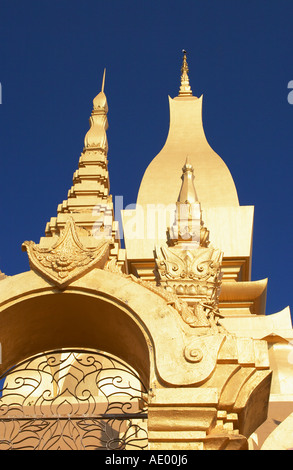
22,218,112,288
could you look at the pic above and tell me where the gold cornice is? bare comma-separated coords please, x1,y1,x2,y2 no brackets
219,279,267,316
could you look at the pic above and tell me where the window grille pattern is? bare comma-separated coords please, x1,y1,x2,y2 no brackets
0,349,148,450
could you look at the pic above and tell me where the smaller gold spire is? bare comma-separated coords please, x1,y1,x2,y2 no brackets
167,157,200,246
177,157,198,204
178,50,193,97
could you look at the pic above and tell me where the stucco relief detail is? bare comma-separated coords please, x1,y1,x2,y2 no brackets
22,218,111,287
183,334,225,381
154,243,224,329
155,244,222,293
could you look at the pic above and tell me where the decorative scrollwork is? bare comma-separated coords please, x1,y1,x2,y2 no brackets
0,349,148,450
184,347,203,363
183,334,226,382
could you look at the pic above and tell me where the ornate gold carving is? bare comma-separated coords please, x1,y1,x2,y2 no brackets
22,218,111,287
154,243,223,328
122,273,220,330
155,244,222,297
154,159,224,330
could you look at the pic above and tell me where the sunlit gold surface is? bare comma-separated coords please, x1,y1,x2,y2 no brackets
0,53,291,450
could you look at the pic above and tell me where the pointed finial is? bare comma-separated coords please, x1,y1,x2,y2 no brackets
183,155,192,171
92,68,108,113
101,68,106,93
177,157,198,204
178,50,193,97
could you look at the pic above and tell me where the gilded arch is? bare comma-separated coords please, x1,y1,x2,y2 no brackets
0,267,189,386
0,259,273,449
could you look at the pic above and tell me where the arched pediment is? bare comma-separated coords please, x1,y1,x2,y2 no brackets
0,266,272,405
0,268,191,386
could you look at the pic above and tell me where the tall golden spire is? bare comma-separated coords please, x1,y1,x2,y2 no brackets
44,70,113,238
28,69,125,275
178,50,193,97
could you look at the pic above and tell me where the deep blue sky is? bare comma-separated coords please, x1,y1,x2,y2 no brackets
0,0,292,317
